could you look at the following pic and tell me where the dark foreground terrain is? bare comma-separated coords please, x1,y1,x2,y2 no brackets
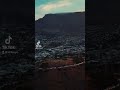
12,58,85,90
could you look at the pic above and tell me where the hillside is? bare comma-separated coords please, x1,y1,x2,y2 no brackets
35,12,85,35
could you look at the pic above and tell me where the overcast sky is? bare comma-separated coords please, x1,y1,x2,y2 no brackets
35,0,85,20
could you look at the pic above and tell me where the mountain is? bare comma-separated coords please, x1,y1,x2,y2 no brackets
35,12,85,35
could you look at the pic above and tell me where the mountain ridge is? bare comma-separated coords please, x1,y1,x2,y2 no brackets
35,12,85,35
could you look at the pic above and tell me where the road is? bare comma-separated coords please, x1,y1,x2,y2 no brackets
14,62,85,90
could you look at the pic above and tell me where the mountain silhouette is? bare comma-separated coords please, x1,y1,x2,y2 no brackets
35,12,85,35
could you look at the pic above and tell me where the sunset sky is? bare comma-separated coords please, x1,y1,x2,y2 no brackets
35,0,85,20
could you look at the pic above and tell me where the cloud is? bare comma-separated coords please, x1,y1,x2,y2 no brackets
40,1,71,11
35,0,85,20
35,0,71,20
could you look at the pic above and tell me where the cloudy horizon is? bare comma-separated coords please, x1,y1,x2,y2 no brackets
35,0,85,20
